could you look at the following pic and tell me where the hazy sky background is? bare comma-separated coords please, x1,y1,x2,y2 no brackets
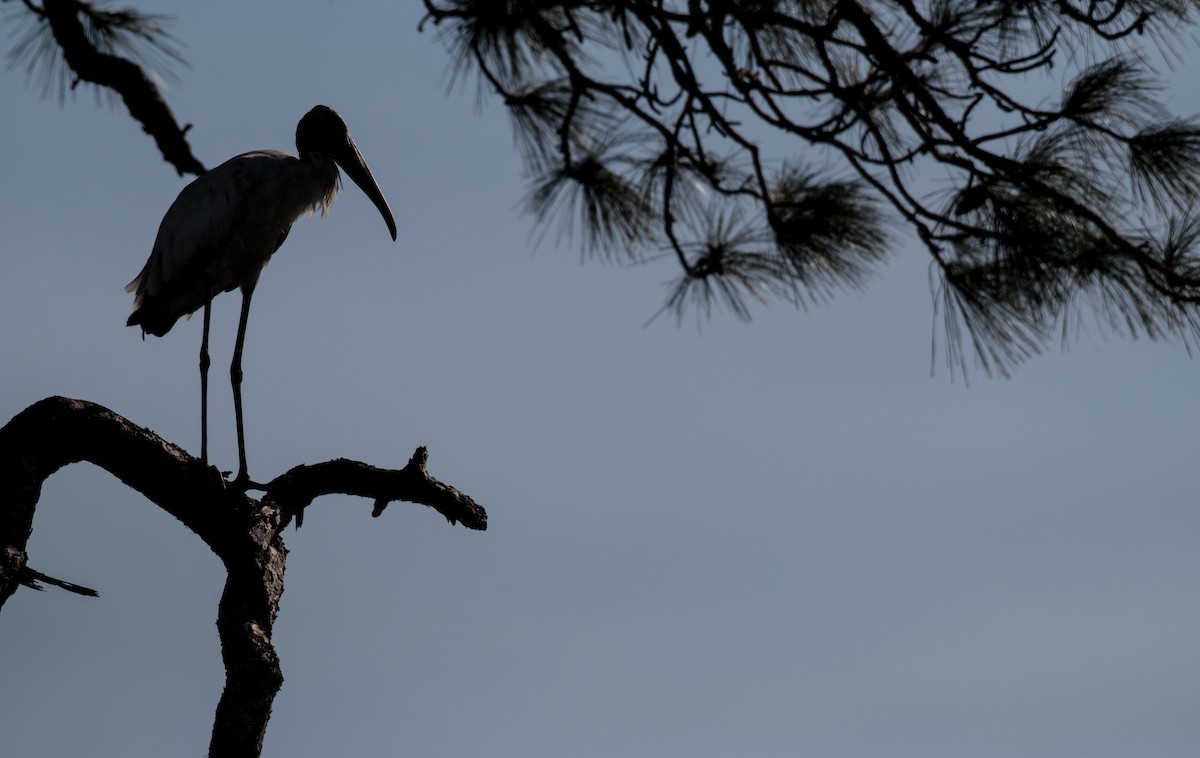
2,2,1198,756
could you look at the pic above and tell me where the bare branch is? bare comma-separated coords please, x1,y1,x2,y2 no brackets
263,450,489,530
15,565,99,596
0,396,486,756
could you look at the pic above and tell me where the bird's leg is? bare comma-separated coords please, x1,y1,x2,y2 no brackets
230,283,265,491
200,299,212,465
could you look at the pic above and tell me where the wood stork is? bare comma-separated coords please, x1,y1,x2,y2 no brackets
126,105,397,489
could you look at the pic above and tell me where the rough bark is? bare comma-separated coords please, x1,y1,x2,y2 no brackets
0,396,486,757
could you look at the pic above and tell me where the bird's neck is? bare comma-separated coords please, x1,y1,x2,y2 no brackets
305,153,341,216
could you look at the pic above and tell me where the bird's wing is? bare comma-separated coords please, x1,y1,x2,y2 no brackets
127,151,308,336
137,151,296,298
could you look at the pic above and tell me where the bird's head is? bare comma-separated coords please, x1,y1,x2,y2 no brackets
297,105,398,241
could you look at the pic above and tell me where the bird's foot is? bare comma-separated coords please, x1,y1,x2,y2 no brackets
228,470,268,493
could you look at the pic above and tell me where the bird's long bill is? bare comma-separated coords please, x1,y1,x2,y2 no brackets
336,137,398,241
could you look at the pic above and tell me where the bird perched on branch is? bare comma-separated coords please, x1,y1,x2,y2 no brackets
127,105,397,489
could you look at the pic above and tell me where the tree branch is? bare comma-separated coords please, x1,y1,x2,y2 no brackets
39,0,206,176
15,565,99,596
264,450,488,529
419,1,1200,377
0,396,486,756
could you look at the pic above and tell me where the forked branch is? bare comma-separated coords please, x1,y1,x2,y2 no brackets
0,395,486,757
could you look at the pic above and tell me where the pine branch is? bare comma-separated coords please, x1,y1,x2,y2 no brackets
26,0,205,175
422,0,1200,377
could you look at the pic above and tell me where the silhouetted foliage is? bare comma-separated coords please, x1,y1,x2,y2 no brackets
3,0,203,175
420,0,1200,375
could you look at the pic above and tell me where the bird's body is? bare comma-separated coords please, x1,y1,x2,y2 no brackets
127,106,396,488
127,150,339,336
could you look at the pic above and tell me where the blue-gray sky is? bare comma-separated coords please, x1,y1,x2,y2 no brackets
2,2,1198,756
